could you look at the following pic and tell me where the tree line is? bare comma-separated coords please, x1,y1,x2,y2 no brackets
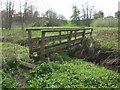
0,1,119,30
70,3,119,26
1,1,68,30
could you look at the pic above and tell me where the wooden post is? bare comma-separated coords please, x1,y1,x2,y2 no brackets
28,30,32,58
90,28,93,37
68,31,72,47
81,29,86,43
75,31,77,40
40,31,45,57
74,31,77,45
59,31,62,44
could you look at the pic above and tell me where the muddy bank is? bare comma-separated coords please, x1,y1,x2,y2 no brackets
69,39,120,73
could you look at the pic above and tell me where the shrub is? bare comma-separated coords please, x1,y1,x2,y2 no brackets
92,18,118,27
50,52,71,63
2,57,19,69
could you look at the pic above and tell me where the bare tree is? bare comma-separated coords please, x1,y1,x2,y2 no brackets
81,3,94,26
0,1,2,29
19,1,24,30
23,0,28,25
8,1,14,30
3,0,14,30
58,14,67,26
23,0,35,26
45,9,58,26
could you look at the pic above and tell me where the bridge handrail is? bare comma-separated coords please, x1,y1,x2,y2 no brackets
26,27,93,58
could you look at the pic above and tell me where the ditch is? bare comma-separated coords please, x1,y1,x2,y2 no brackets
69,37,120,73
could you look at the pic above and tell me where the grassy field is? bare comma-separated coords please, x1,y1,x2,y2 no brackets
93,27,117,31
1,26,120,88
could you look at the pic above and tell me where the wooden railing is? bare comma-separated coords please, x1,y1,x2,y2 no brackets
26,28,93,58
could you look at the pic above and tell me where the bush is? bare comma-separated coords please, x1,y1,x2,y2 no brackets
50,52,71,63
92,18,118,27
2,57,19,69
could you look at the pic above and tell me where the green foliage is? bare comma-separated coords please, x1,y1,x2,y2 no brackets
50,52,71,63
2,71,19,89
2,26,119,89
94,27,117,30
30,62,60,76
2,57,19,69
27,59,120,88
70,6,80,26
115,11,120,18
2,42,29,60
93,30,118,49
94,11,104,19
1,42,33,88
92,18,118,27
32,18,48,27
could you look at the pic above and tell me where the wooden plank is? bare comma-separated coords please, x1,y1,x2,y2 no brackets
26,27,82,31
26,27,93,31
26,28,42,31
90,28,93,36
42,28,81,32
44,32,83,42
68,31,73,47
74,31,77,40
59,31,62,43
81,29,86,43
40,31,45,57
45,38,82,54
85,32,91,34
20,61,37,69
75,32,84,37
42,28,93,32
45,42,68,53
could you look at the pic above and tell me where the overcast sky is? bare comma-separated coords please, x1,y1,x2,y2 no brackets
1,0,120,19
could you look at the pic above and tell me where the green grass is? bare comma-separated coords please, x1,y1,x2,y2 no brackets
93,30,118,49
93,27,117,30
1,42,29,61
2,42,32,88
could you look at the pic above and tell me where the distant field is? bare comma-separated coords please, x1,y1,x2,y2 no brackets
1,27,118,37
93,27,117,30
1,27,118,46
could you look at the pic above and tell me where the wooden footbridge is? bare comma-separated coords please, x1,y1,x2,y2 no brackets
26,27,93,59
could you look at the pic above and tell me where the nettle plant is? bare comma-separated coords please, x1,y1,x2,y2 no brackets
26,59,120,88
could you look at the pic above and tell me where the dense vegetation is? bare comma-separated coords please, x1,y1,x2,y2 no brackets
27,58,119,88
1,27,120,88
1,0,119,89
